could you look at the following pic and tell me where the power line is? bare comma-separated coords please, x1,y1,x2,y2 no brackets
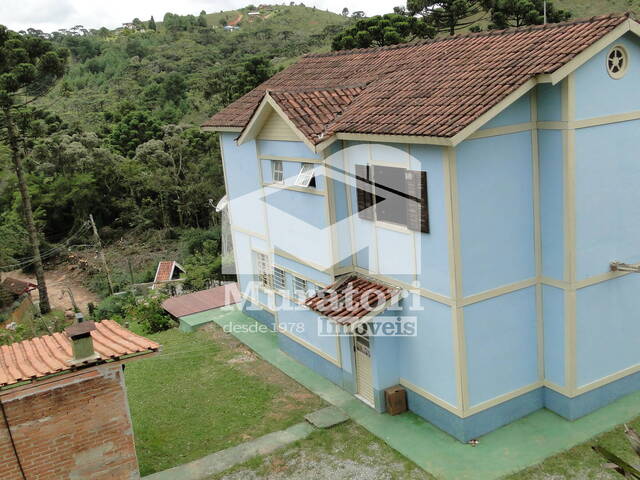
0,222,91,271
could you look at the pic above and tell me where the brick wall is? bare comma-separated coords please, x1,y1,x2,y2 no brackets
0,364,140,480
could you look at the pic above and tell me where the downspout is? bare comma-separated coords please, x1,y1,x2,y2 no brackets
0,397,27,480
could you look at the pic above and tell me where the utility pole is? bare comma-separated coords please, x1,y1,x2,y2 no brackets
543,1,547,24
89,215,114,295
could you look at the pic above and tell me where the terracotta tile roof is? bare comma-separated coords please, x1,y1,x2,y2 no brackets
304,275,401,325
0,320,160,388
162,283,241,318
2,278,36,296
153,261,185,284
270,86,365,140
204,14,630,142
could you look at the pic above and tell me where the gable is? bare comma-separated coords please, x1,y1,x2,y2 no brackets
574,32,640,120
257,108,299,141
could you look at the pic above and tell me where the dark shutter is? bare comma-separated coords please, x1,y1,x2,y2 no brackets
355,164,374,220
405,170,429,234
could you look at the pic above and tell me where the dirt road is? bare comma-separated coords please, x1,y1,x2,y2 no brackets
6,267,100,314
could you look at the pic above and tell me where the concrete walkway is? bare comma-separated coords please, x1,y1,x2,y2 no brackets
144,422,315,480
188,307,640,480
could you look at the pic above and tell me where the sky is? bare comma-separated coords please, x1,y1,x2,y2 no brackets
0,0,399,33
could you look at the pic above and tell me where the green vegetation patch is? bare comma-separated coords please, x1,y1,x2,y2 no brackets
125,323,324,476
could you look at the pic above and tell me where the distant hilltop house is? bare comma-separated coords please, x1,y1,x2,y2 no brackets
122,22,145,31
224,25,240,31
0,317,159,479
203,14,640,442
248,11,261,17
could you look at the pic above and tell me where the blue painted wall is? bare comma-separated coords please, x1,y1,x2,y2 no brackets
538,129,565,280
480,92,531,129
412,144,450,296
543,285,565,386
574,121,640,280
575,34,640,120
537,83,563,121
464,287,538,406
397,294,458,407
456,132,536,296
576,275,640,387
221,134,267,236
276,299,340,363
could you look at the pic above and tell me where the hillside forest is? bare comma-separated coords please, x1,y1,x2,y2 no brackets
0,1,635,337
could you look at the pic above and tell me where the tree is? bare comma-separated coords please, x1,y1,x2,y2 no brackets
205,56,273,107
280,30,294,41
161,72,187,104
332,13,435,50
485,0,571,29
148,16,157,31
407,0,483,36
109,111,162,157
352,11,365,19
0,25,68,313
342,7,349,16
198,12,208,28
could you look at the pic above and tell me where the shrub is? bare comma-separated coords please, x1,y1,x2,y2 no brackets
93,293,135,320
125,295,174,334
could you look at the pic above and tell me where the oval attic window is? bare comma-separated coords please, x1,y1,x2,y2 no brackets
607,46,629,79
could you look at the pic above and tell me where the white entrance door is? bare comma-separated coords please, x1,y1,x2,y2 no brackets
354,325,375,406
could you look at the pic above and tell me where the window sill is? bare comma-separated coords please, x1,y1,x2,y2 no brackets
262,182,325,196
375,220,413,234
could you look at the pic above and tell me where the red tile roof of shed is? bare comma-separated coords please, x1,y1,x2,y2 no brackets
162,283,241,318
154,261,184,284
204,14,631,143
304,275,401,325
2,277,36,296
0,320,160,388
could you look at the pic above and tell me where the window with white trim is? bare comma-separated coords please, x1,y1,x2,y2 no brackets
255,252,272,289
292,276,307,298
271,160,284,184
273,267,286,290
294,163,316,188
355,164,430,233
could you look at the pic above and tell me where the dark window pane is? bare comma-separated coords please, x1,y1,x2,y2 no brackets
373,165,407,225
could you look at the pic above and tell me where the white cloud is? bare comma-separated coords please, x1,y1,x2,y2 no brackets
1,0,398,32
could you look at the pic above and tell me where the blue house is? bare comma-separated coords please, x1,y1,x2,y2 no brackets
203,14,640,442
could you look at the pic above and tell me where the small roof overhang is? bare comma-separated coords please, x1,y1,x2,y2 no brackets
304,275,403,332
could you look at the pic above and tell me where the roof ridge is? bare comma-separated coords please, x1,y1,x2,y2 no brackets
304,12,631,58
267,84,368,95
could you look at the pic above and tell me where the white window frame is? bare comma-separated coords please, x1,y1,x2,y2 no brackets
271,160,284,184
292,276,307,298
255,252,273,289
294,163,315,188
273,266,286,290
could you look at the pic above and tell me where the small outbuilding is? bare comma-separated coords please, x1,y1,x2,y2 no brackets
152,260,186,292
162,283,241,332
0,318,160,479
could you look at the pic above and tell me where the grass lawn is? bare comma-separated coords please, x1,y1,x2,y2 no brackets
125,323,325,476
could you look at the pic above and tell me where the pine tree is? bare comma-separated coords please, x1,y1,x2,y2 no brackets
0,25,67,314
149,16,157,31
